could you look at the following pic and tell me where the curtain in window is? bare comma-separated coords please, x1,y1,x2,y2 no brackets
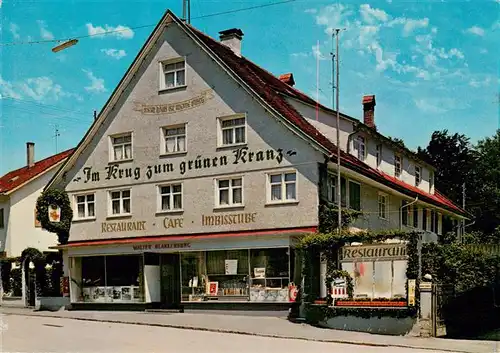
114,146,123,160
166,137,176,153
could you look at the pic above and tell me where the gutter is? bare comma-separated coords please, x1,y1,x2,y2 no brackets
399,196,419,231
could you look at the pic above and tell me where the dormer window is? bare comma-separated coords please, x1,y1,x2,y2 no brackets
353,136,366,161
394,154,402,178
415,165,421,186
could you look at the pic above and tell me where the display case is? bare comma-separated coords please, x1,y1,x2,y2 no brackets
249,248,290,302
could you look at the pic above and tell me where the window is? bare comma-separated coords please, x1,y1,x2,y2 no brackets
353,136,366,160
378,193,387,219
110,133,132,162
422,209,428,231
348,181,361,211
158,184,182,212
218,115,246,146
109,189,131,216
0,208,4,228
217,177,243,206
268,171,297,203
75,194,96,219
429,171,434,193
413,207,419,228
394,154,402,177
161,59,186,90
326,173,360,209
430,210,438,233
162,125,186,154
376,144,382,167
415,165,421,186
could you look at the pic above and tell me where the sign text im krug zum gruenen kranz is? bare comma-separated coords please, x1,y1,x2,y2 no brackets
72,147,298,184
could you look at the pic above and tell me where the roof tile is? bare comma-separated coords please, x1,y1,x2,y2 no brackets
0,148,74,194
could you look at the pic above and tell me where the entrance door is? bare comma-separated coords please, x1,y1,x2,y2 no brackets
160,254,181,309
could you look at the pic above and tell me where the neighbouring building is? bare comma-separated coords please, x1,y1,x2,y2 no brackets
44,10,467,310
0,143,73,260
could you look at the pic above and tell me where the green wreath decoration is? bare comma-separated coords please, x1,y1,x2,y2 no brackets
36,188,73,244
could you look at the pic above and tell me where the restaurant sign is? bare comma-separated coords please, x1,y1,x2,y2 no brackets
339,243,408,262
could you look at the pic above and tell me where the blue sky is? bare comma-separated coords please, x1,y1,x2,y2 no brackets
0,0,498,175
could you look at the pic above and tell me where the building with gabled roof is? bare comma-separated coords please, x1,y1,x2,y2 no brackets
0,143,74,259
44,10,466,310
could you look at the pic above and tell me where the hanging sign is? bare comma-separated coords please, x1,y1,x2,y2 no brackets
408,279,416,306
48,204,61,223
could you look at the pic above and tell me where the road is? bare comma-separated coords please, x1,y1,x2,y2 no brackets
0,315,457,353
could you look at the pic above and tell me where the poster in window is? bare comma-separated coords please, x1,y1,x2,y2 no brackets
254,267,265,278
225,259,238,275
121,287,132,301
352,261,373,298
208,281,219,296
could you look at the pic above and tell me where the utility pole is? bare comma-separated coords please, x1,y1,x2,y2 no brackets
54,125,60,153
461,182,466,242
334,28,342,234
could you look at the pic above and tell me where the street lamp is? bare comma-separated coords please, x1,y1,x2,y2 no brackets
52,39,78,53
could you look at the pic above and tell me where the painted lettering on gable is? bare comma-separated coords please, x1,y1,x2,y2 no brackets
133,89,215,115
72,147,297,183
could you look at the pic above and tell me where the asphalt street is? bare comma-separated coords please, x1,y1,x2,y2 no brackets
0,315,459,353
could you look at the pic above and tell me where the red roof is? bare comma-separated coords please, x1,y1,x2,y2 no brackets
186,24,467,217
0,148,74,194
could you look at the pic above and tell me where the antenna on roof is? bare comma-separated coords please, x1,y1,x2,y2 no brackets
53,124,60,153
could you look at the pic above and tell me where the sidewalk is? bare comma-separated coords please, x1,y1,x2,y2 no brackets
1,306,498,353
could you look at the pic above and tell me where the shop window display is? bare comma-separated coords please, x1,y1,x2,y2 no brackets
249,248,290,302
180,248,291,303
79,255,144,303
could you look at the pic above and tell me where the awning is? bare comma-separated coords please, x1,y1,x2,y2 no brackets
51,226,317,250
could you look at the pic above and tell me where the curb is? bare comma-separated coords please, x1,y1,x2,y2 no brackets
1,311,478,353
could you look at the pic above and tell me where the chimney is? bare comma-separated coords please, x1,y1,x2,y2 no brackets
279,73,295,87
362,95,376,129
27,142,35,168
219,28,244,57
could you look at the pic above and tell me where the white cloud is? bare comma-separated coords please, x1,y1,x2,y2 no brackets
101,48,126,59
480,48,488,54
0,75,82,102
86,23,134,39
469,76,492,88
37,20,54,40
414,98,447,114
304,8,317,14
312,43,328,61
82,69,107,93
403,18,429,36
291,52,309,58
466,26,485,36
315,3,353,35
359,4,389,24
9,23,20,39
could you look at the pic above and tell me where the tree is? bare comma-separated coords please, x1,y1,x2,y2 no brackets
417,130,478,207
472,130,500,234
387,136,406,149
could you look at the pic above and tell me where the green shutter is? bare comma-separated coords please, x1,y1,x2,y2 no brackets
348,181,361,211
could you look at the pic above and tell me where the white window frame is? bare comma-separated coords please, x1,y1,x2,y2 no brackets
215,176,244,208
160,124,187,155
159,57,186,91
73,193,96,220
107,188,132,218
353,135,366,161
157,183,183,213
378,192,388,220
376,144,382,167
415,165,421,186
394,154,402,178
217,114,247,147
109,132,133,162
266,170,298,204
